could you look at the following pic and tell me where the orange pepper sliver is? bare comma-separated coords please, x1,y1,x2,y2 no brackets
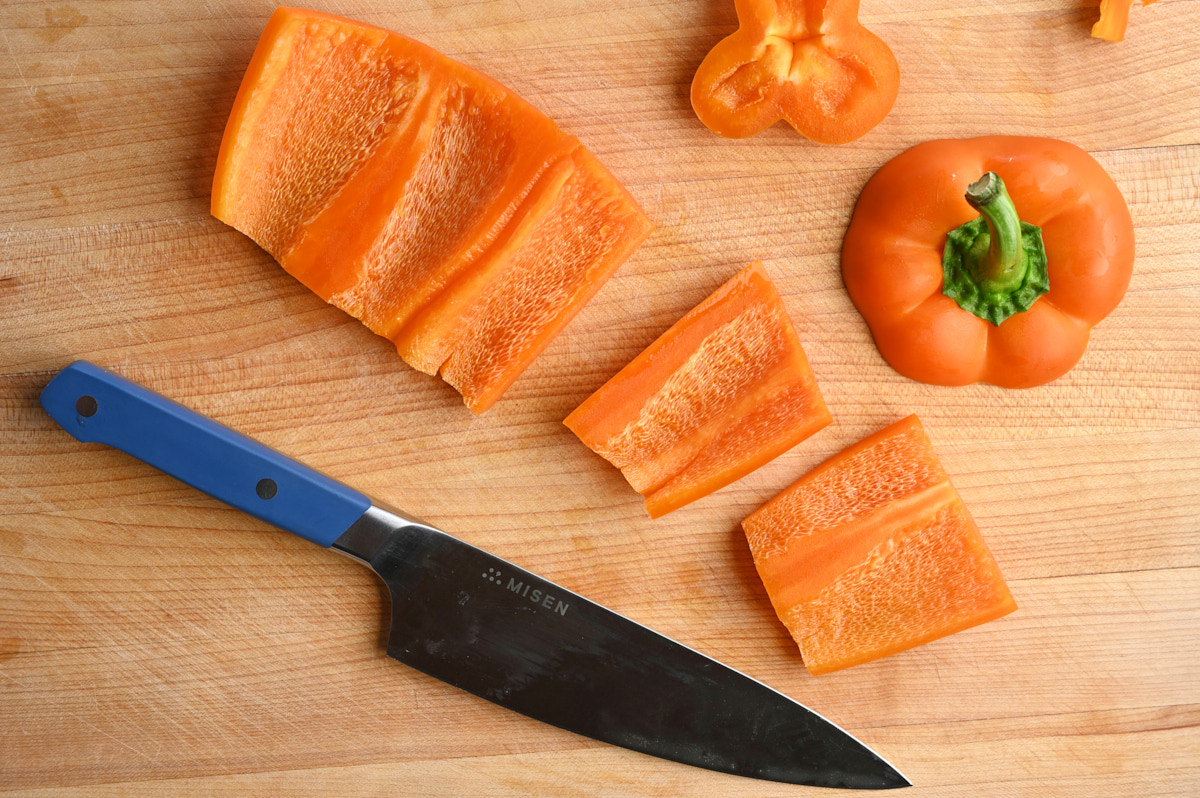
1092,0,1160,42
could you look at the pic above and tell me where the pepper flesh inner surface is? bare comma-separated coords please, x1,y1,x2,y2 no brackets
566,261,831,518
212,7,653,413
213,14,420,261
742,415,1016,675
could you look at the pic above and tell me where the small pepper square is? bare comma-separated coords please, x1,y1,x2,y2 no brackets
741,414,1016,675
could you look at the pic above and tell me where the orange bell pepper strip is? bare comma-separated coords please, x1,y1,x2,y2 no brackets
841,136,1134,388
742,414,1016,675
1092,0,1159,42
690,0,899,143
565,261,831,518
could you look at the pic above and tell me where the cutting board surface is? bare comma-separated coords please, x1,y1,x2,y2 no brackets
2,1,1198,795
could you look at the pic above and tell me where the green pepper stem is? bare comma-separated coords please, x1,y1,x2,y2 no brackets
941,172,1049,326
964,172,1027,295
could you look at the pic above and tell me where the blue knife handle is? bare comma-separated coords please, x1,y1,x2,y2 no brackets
40,361,370,547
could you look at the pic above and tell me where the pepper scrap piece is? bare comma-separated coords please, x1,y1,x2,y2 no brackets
565,261,831,518
690,0,899,143
742,415,1017,675
212,7,652,414
841,136,1134,388
1092,0,1159,42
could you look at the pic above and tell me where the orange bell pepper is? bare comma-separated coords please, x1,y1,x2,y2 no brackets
690,0,899,143
742,414,1016,675
212,7,652,414
841,136,1134,388
565,261,831,518
1092,0,1159,42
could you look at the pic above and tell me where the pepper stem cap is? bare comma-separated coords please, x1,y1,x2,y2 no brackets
942,172,1049,326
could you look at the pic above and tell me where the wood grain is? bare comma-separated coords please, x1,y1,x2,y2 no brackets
2,0,1198,795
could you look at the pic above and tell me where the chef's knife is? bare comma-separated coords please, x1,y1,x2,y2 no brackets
40,360,908,790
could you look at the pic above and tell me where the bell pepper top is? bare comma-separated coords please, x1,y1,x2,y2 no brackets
841,136,1135,389
942,172,1050,326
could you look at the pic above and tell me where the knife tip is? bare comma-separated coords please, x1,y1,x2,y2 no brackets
795,730,912,790
851,748,912,790
878,764,913,790
851,748,911,790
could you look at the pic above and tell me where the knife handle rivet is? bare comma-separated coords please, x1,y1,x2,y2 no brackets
75,395,98,418
256,478,278,500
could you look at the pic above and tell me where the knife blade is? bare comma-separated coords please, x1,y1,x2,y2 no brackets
39,360,909,789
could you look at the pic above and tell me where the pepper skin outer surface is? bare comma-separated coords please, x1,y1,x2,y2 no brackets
690,0,899,144
841,136,1135,389
1093,0,1159,42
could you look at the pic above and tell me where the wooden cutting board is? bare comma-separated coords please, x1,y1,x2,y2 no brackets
2,1,1198,795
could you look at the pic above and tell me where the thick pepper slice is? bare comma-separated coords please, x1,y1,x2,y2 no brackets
841,136,1134,389
690,0,899,143
211,7,652,414
1092,0,1159,42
